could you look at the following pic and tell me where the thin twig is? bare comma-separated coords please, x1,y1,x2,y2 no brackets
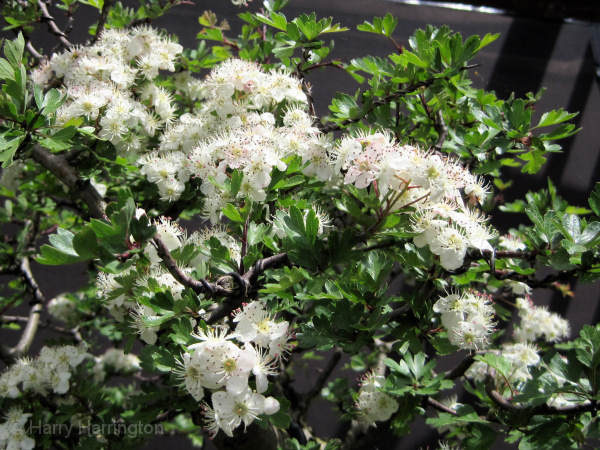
485,375,597,415
92,0,114,44
10,257,44,357
300,348,343,416
205,253,290,324
319,64,480,133
1,315,82,343
434,110,448,150
427,397,458,416
37,0,73,49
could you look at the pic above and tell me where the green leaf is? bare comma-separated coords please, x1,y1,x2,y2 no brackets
540,123,579,141
42,89,66,115
139,345,175,373
519,150,546,174
4,33,25,67
304,209,318,244
49,227,78,256
589,182,600,217
0,58,14,80
222,203,244,223
230,170,243,197
474,353,511,378
72,226,98,259
561,214,581,241
255,12,288,31
38,136,71,152
477,33,499,51
536,108,578,128
36,228,88,265
0,133,25,167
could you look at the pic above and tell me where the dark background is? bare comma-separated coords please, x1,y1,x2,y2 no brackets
2,0,600,448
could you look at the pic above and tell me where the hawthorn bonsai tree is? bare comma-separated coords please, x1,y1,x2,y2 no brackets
0,0,598,449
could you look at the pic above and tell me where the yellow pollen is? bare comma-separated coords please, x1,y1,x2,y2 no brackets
223,358,237,373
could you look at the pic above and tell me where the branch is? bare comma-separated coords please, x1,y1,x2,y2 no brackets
444,353,475,380
31,145,106,219
318,65,479,134
92,0,114,44
152,236,290,322
491,269,577,289
319,78,437,133
205,253,290,325
10,257,45,357
26,42,44,64
299,348,343,416
1,315,83,343
29,144,291,326
433,110,448,150
37,0,73,49
485,376,597,415
426,397,458,416
152,236,233,297
303,60,346,73
295,49,316,119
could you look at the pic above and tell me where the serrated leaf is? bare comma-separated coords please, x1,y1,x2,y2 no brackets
0,57,14,80
72,225,98,259
222,203,244,223
536,108,578,128
0,133,25,167
4,33,24,67
519,150,546,174
255,12,287,31
139,345,175,373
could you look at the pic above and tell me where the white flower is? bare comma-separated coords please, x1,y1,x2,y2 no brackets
130,304,160,345
434,290,495,350
233,301,289,350
355,371,399,427
0,407,35,450
47,294,77,324
174,353,205,401
251,346,279,394
514,297,570,343
211,388,266,436
429,227,468,271
194,341,254,395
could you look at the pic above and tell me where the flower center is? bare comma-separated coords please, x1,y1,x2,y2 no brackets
223,357,237,373
258,319,271,334
234,402,248,417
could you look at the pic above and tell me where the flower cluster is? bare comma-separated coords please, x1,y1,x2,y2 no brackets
514,297,570,343
138,58,329,221
355,371,399,427
466,342,540,383
33,26,184,156
96,216,240,334
0,407,34,450
47,293,78,324
92,348,141,382
334,132,495,270
433,290,496,350
0,345,88,398
174,301,290,437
